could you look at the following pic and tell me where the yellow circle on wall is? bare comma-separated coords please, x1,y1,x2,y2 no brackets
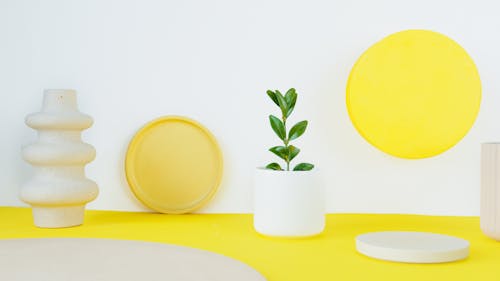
346,30,481,159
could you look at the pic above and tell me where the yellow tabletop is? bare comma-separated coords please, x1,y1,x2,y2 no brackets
0,207,498,280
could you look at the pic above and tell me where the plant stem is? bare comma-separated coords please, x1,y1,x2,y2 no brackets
283,115,290,171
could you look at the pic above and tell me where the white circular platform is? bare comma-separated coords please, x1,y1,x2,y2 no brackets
0,238,266,281
356,231,469,263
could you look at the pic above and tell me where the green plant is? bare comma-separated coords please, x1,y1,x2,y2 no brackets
265,88,314,171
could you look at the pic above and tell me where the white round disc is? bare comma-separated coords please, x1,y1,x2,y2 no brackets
356,231,469,263
0,238,266,281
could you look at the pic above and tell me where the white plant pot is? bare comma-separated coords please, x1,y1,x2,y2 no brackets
481,143,500,240
253,168,325,237
21,89,98,228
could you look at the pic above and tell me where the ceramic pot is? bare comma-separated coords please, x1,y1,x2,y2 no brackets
21,89,98,228
480,143,500,240
253,168,325,237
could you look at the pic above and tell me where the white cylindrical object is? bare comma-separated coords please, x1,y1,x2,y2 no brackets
253,168,325,237
356,231,469,263
21,89,98,228
480,143,500,240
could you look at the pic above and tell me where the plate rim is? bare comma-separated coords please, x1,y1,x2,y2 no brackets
125,115,223,214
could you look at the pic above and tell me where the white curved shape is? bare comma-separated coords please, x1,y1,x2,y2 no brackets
26,112,93,130
481,143,500,240
0,239,266,281
356,231,469,263
22,142,96,165
21,178,98,205
21,89,98,228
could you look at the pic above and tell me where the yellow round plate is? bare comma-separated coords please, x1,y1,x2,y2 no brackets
125,116,223,213
346,30,481,159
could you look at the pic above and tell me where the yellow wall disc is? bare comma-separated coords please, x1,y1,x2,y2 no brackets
346,30,481,159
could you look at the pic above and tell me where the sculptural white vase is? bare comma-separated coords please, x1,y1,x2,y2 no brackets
21,89,98,228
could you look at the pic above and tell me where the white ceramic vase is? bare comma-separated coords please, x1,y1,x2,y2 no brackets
253,168,325,237
21,89,98,228
480,143,500,240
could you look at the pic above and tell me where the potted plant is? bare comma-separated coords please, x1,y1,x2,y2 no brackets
253,88,325,237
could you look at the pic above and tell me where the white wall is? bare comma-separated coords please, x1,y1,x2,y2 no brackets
1,0,499,215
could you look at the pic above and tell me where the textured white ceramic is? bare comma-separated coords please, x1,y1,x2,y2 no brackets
21,89,98,228
481,143,500,240
253,168,325,237
0,238,266,281
356,231,469,263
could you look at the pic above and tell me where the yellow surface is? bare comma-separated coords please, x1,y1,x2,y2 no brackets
125,116,223,214
346,30,481,159
1,207,499,280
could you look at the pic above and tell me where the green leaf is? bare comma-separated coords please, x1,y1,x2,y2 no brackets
266,162,283,170
285,88,296,97
293,163,314,171
284,88,297,117
266,90,279,107
269,115,286,140
288,145,300,161
288,120,308,141
274,90,288,118
269,146,288,160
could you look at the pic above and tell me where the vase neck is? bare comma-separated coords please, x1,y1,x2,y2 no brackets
43,89,78,112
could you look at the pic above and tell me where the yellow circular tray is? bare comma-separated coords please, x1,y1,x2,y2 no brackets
346,30,481,159
125,116,223,213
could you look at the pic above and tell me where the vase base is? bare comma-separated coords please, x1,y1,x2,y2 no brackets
31,205,85,228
